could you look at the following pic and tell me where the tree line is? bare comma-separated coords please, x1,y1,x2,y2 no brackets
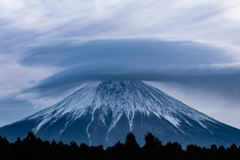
1,131,240,160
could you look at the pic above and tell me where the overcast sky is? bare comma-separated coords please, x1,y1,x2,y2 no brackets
1,0,240,128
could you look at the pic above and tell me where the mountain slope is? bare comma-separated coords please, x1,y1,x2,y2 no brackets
0,81,240,147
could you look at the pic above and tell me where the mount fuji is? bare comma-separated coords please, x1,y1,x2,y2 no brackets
0,81,240,147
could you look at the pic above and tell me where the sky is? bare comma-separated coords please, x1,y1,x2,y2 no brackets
1,0,240,128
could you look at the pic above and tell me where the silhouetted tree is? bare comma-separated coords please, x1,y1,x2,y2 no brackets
125,132,140,160
125,132,139,149
0,136,12,160
143,132,163,160
1,131,240,160
164,141,185,160
230,144,238,152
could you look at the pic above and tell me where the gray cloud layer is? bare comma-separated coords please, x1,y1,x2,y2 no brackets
20,39,230,68
18,39,240,106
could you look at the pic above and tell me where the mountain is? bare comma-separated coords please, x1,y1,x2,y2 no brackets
0,81,240,148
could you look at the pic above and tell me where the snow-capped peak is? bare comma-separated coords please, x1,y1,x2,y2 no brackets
26,81,216,136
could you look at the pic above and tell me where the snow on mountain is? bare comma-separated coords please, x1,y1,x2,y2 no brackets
27,81,215,135
0,81,240,147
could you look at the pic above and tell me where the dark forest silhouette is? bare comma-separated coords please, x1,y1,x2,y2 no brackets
1,132,240,160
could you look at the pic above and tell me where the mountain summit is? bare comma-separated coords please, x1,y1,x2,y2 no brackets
0,81,240,147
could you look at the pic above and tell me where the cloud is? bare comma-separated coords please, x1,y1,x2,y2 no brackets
0,54,55,95
20,39,231,68
1,0,240,56
16,39,230,89
25,65,240,97
0,92,37,127
15,39,240,109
